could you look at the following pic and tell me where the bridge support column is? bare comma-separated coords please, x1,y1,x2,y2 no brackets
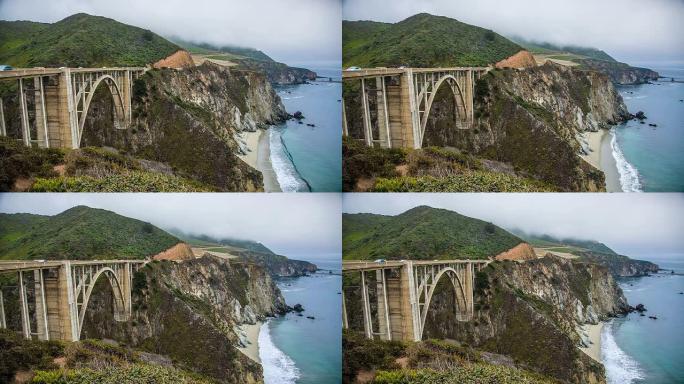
360,78,373,146
34,77,50,148
33,270,49,340
375,77,391,148
0,98,6,136
360,270,373,339
56,262,79,341
59,69,79,149
0,290,5,329
399,70,420,149
18,79,31,147
342,98,349,136
341,290,348,329
375,269,392,340
465,70,474,124
18,271,31,339
396,262,421,341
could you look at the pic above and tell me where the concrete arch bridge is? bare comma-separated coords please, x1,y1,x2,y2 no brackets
342,67,489,149
0,67,146,149
0,259,145,341
342,259,490,342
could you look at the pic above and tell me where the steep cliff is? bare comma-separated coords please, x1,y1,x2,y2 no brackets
81,256,286,383
81,62,287,191
235,249,318,277
578,59,660,85
423,256,628,384
577,251,659,277
429,62,629,191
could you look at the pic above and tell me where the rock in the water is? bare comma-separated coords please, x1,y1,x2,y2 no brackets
306,316,315,320
293,111,304,119
635,111,647,120
293,303,304,312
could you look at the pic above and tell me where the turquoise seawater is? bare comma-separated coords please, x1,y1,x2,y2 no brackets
270,67,342,192
261,259,342,384
604,258,684,384
614,67,684,192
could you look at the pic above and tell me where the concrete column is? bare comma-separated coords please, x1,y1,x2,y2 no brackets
34,77,49,148
0,98,6,136
341,290,348,329
122,262,132,317
396,262,421,341
466,69,474,125
34,270,49,340
375,77,391,148
18,79,30,146
56,262,79,341
375,269,392,340
18,271,31,339
0,290,6,329
342,98,349,136
60,69,79,149
360,78,373,146
360,271,373,339
399,70,420,149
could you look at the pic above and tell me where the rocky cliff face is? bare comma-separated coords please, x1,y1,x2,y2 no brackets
152,49,195,69
579,59,660,85
578,251,660,277
237,59,317,85
494,50,537,69
151,242,194,261
81,256,286,383
81,62,287,191
236,249,318,277
424,62,629,191
494,242,537,261
423,256,628,384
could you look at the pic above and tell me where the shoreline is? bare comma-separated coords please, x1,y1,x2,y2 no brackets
579,322,603,363
580,129,622,192
236,321,263,364
237,129,282,192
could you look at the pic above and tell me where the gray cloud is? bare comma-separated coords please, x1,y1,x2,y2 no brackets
0,0,341,64
0,193,341,261
343,193,684,261
343,0,684,63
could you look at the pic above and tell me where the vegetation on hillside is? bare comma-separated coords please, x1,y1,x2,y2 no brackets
343,331,556,384
343,13,523,67
0,14,179,67
342,205,524,260
343,138,555,192
0,205,181,260
171,38,274,62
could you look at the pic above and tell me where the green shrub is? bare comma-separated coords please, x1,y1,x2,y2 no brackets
0,329,64,382
0,136,65,191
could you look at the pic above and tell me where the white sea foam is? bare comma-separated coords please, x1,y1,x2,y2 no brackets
269,129,309,192
602,322,645,384
609,128,642,192
259,321,300,384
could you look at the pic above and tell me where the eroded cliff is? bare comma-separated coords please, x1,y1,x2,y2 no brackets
81,62,287,191
81,256,286,383
423,255,628,384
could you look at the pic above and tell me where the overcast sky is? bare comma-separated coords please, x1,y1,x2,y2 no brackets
0,0,341,65
343,193,684,261
0,193,341,261
343,0,684,64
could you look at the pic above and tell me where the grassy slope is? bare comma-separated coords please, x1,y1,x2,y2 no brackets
0,206,181,260
343,206,524,260
0,13,179,67
343,13,523,67
513,38,617,62
170,37,274,62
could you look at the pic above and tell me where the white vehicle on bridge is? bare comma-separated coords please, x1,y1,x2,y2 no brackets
346,66,361,71
0,65,14,71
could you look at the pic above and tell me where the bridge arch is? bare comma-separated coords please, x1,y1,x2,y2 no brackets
75,74,127,147
76,266,127,339
418,266,470,340
418,74,469,147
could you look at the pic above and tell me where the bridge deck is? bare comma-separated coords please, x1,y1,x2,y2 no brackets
342,259,490,272
0,67,146,80
342,67,489,80
0,260,146,272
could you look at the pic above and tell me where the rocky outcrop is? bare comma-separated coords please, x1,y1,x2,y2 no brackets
236,59,317,85
152,49,195,69
152,242,194,261
235,249,318,277
577,251,659,277
424,62,628,191
81,61,288,191
495,50,537,69
579,59,659,85
81,256,285,383
494,242,537,261
423,255,628,384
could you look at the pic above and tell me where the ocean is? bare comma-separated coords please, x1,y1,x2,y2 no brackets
603,258,684,384
259,258,342,384
269,66,342,192
613,66,684,192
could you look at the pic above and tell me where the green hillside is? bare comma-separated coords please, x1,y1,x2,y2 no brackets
0,13,180,67
343,206,524,260
0,206,181,260
512,231,618,255
343,13,523,67
512,38,617,62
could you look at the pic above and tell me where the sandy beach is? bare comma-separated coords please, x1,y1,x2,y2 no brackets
580,130,622,192
237,129,282,192
579,322,603,363
236,321,262,364
256,129,282,192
